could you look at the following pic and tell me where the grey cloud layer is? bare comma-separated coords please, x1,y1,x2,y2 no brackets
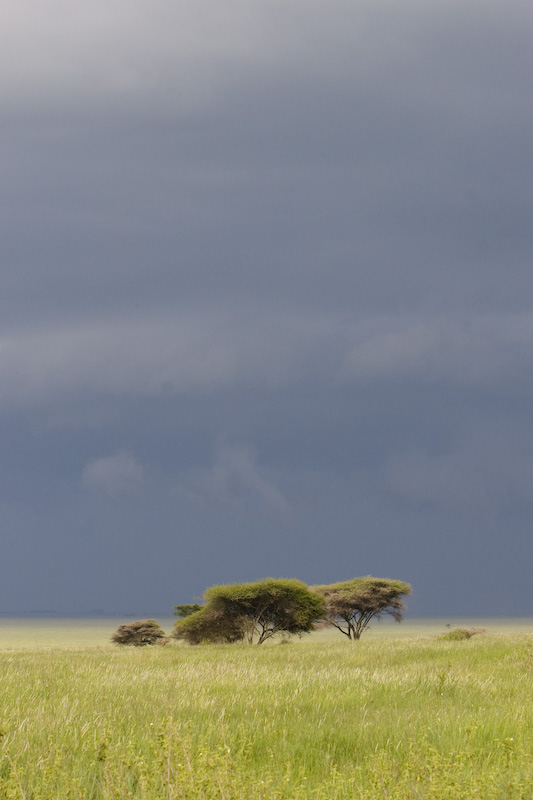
1,0,531,614
3,0,531,326
2,310,533,410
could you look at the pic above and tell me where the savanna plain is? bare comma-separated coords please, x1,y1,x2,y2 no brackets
0,619,531,799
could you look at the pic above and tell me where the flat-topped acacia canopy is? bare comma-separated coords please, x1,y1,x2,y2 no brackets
311,576,412,640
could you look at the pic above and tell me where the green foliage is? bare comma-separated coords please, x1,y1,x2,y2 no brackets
111,619,169,647
312,576,412,640
172,603,203,618
439,626,486,641
175,578,325,645
173,606,245,645
204,578,325,645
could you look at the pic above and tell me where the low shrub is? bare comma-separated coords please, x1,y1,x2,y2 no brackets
111,619,169,646
439,626,486,641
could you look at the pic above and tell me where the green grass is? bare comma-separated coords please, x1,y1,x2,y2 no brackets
0,622,531,798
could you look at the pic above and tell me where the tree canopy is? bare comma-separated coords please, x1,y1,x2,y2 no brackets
312,576,411,640
174,578,325,645
173,605,245,645
173,604,203,618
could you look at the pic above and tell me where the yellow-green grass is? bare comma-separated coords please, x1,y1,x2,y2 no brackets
0,618,123,649
1,617,531,649
0,626,531,798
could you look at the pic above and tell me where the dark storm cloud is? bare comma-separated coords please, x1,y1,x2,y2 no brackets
2,0,530,325
0,1,531,615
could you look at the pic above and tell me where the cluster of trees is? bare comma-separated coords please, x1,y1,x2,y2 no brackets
112,576,411,647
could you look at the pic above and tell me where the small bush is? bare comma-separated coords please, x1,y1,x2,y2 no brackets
111,619,169,647
439,626,486,641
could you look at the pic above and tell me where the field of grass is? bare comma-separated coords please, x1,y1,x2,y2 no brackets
1,617,531,649
0,622,531,798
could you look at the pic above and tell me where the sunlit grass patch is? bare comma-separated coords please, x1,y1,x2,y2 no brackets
0,627,531,797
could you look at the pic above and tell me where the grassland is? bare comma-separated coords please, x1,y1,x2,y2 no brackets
0,621,531,799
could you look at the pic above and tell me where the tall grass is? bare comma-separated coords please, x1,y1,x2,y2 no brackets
0,633,531,798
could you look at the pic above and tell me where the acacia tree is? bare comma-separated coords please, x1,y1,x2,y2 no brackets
174,578,325,645
173,605,246,645
312,576,411,641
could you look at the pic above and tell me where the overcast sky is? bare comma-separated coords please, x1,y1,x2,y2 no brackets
1,0,532,617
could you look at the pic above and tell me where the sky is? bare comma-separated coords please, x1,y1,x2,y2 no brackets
1,0,532,617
